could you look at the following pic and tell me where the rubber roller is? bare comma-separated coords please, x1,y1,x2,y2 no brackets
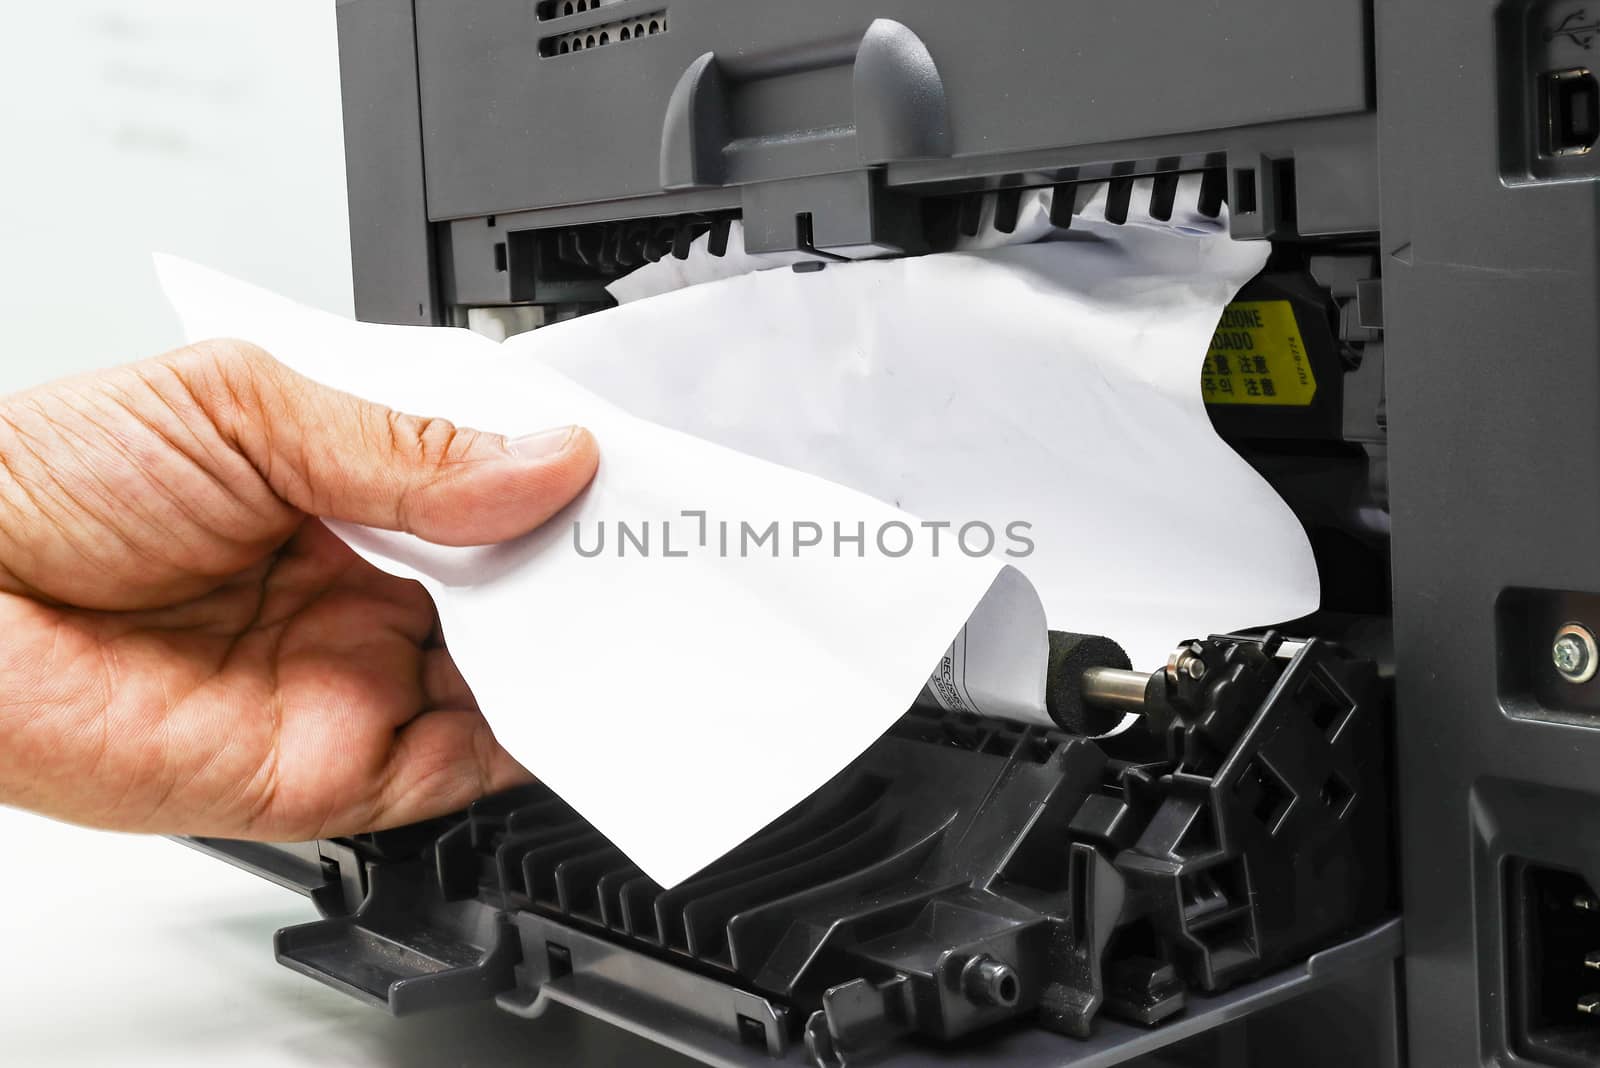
1044,630,1134,734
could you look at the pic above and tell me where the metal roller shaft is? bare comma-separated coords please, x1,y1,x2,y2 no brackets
1080,666,1152,713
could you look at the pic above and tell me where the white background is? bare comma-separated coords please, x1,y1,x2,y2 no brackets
0,4,684,1064
0,1,353,393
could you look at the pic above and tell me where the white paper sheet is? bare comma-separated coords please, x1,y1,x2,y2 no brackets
156,257,1050,888
155,197,1316,885
560,179,1315,669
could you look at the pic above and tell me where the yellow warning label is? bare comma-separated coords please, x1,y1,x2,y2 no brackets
1202,300,1317,406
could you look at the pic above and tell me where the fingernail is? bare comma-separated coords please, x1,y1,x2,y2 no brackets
507,426,578,460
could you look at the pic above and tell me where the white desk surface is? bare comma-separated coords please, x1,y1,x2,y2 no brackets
0,806,696,1066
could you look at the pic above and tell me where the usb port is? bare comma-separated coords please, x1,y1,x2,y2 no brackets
1541,68,1600,156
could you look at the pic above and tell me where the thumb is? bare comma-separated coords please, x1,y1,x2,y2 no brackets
185,340,600,545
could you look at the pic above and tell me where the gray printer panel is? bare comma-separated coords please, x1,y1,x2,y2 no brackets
412,0,1372,220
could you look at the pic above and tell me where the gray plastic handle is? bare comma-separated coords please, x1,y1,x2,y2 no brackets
660,18,951,190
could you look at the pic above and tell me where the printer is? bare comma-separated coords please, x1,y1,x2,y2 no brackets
186,2,1600,1066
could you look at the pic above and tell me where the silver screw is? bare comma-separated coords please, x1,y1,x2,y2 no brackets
1554,623,1599,684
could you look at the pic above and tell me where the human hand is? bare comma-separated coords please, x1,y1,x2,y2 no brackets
0,340,598,841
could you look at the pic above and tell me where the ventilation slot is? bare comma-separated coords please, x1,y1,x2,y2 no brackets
540,10,668,56
1232,168,1258,215
536,0,627,18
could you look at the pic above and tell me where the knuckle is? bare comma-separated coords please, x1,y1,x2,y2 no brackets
378,407,415,461
418,417,465,468
391,412,472,471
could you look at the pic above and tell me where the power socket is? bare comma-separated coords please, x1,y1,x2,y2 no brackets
1509,861,1600,1065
